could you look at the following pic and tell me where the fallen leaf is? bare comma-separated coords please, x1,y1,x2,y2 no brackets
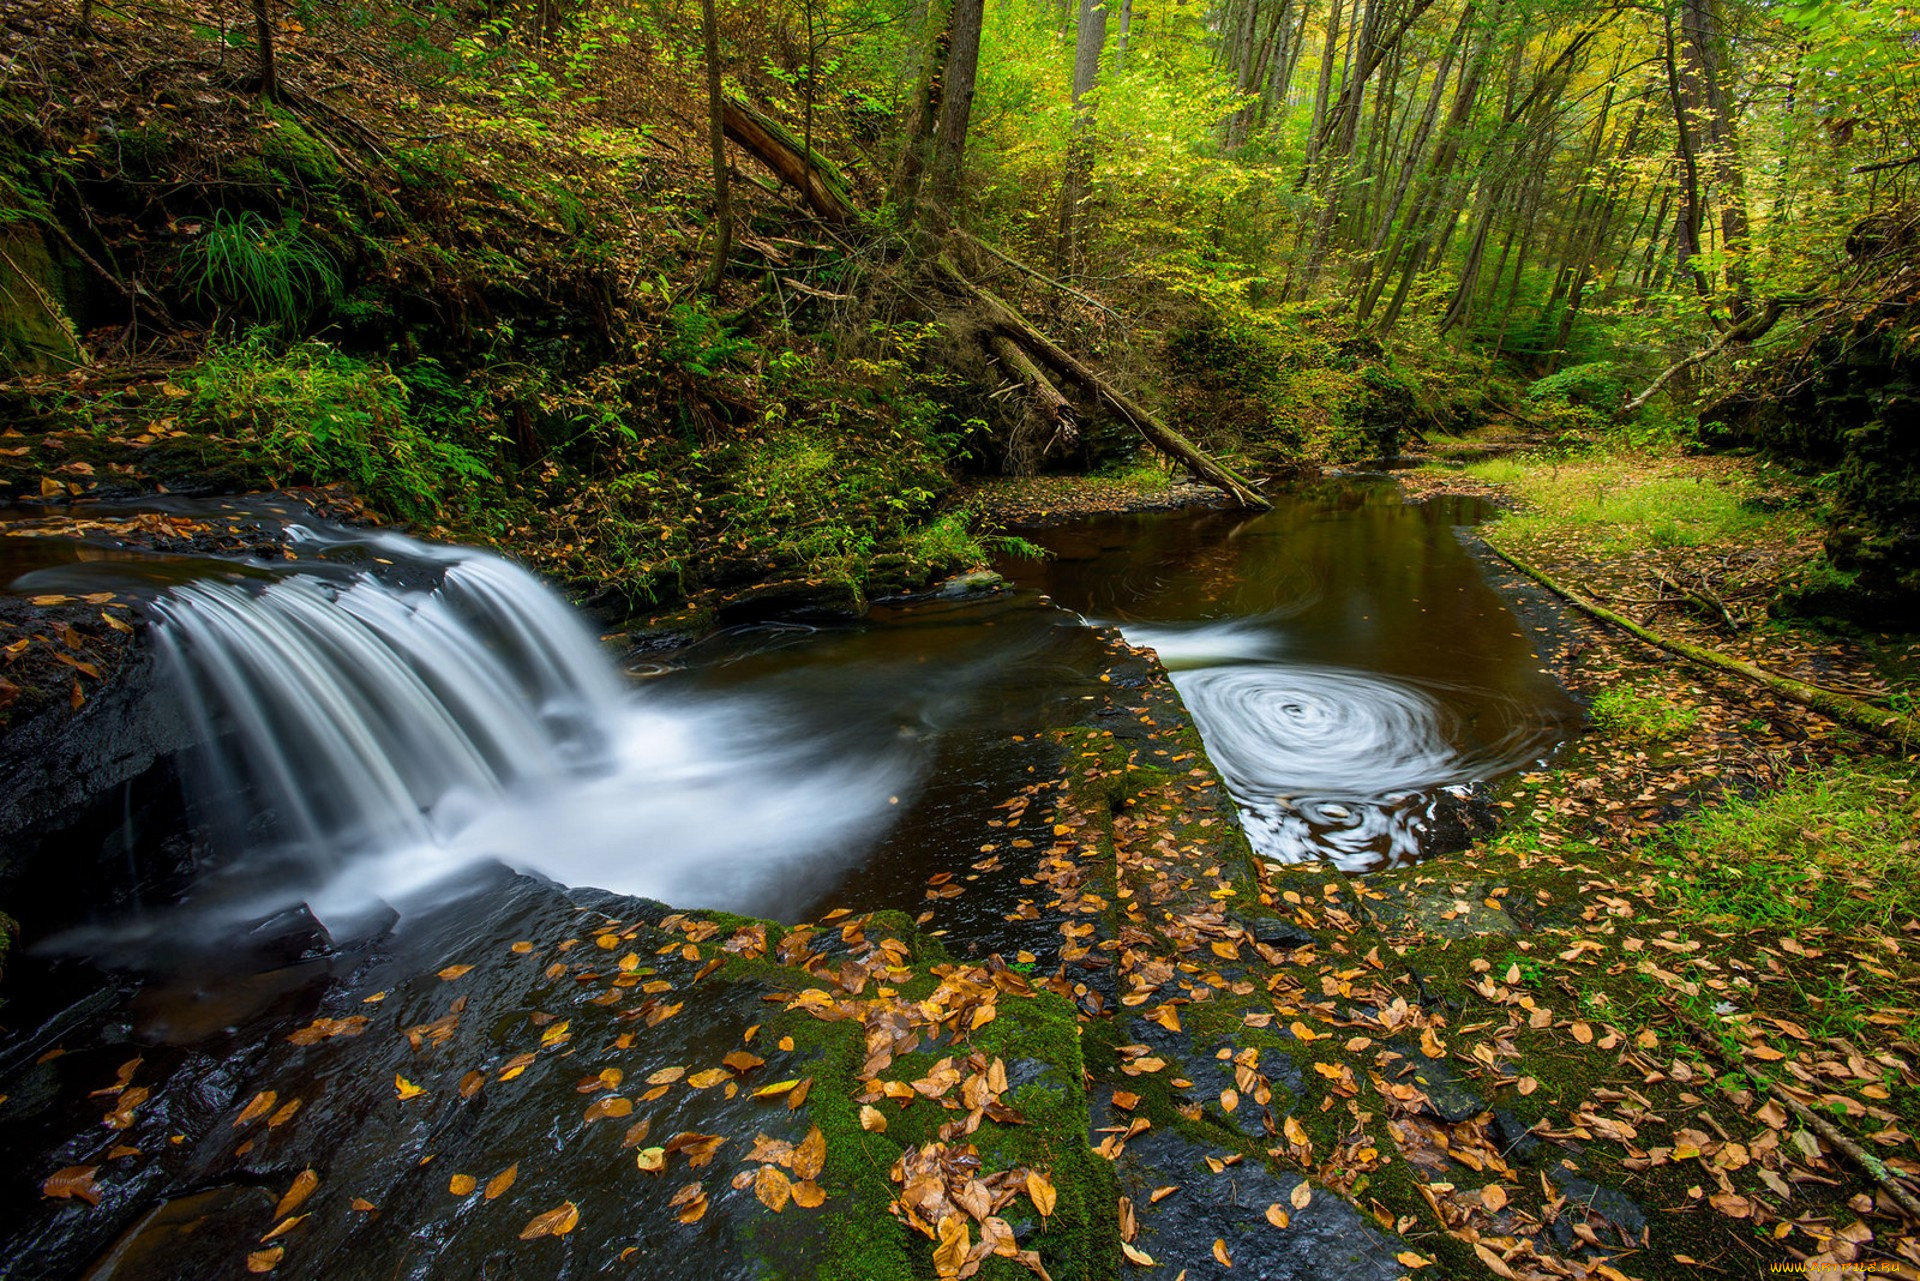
448,1174,476,1196
485,1164,518,1200
1026,1169,1056,1217
754,1164,792,1212
1290,1181,1311,1211
41,1166,101,1205
1265,1204,1289,1229
519,1201,580,1239
274,1170,319,1219
859,1105,888,1133
246,1248,284,1273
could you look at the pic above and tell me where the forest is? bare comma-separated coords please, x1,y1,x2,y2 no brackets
0,0,1918,1275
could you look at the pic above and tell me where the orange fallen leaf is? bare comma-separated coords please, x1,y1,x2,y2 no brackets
519,1201,580,1239
485,1164,518,1200
41,1166,101,1205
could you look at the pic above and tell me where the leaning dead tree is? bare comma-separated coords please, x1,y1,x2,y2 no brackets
714,96,1270,510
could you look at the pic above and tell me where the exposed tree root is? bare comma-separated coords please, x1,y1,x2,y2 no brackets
990,334,1078,461
1484,536,1920,749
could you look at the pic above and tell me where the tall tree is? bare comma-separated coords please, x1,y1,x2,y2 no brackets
701,0,734,293
926,0,986,222
1057,0,1108,268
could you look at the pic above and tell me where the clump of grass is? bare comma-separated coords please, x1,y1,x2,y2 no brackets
1588,681,1700,743
1650,758,1920,935
1466,455,1800,554
179,209,341,331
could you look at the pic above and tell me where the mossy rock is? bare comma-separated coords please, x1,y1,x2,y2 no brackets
0,219,83,375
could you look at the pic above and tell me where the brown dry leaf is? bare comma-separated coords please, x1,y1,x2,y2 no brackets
260,1213,307,1242
1396,1251,1432,1268
485,1164,518,1200
859,1105,888,1133
519,1201,581,1239
1265,1204,1290,1229
583,1096,634,1123
459,1071,485,1100
687,1068,730,1090
754,1164,792,1213
437,964,474,981
1289,1181,1311,1211
449,1174,477,1196
246,1247,284,1273
1213,1239,1232,1267
41,1166,102,1206
1481,1183,1508,1212
791,1180,826,1208
793,1126,826,1182
1150,1186,1179,1204
1026,1169,1057,1218
350,1198,377,1213
670,1183,708,1225
1570,1021,1594,1045
1473,1243,1517,1279
1120,1241,1156,1266
274,1170,320,1219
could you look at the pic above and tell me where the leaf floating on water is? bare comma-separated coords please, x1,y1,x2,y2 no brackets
485,1164,518,1200
41,1165,101,1205
246,1247,284,1273
395,1075,425,1102
448,1174,477,1196
459,1071,485,1100
621,1119,653,1150
274,1169,319,1219
350,1198,377,1213
437,964,473,981
510,941,534,953
1025,1170,1056,1217
722,1050,765,1075
519,1201,580,1239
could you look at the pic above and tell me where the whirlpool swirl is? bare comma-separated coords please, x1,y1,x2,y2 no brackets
1163,662,1561,871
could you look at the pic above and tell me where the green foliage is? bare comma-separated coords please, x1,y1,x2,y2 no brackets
662,301,755,376
184,333,490,520
1587,681,1699,743
1651,758,1920,936
1526,362,1624,410
178,210,341,331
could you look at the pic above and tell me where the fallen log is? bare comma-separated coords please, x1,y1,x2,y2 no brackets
1483,536,1920,749
990,334,1078,455
721,98,857,224
938,257,1270,510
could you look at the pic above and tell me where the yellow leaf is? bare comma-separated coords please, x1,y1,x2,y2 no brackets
234,1091,277,1128
859,1105,888,1133
540,1021,571,1049
791,1179,826,1208
636,1147,666,1173
1289,1181,1311,1211
1289,1021,1320,1042
449,1174,477,1196
687,1068,729,1089
1120,1241,1156,1266
1482,1183,1508,1212
754,1164,792,1212
647,1066,686,1085
1264,1204,1289,1229
273,1169,319,1219
485,1164,518,1200
1396,1251,1432,1268
246,1247,284,1273
793,1126,826,1182
437,964,473,981
1026,1169,1057,1217
754,1078,802,1098
395,1075,425,1102
934,1215,970,1278
519,1201,580,1239
1213,1238,1232,1267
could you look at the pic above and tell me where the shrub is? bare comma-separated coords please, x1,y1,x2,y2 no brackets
185,333,490,519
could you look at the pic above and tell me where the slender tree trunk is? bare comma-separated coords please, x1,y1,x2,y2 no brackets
1057,0,1107,270
1114,0,1133,68
892,0,953,216
927,0,986,223
253,0,277,100
701,0,733,292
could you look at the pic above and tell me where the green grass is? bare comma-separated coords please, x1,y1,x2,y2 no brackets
1587,681,1700,742
1464,454,1801,554
1649,757,1920,935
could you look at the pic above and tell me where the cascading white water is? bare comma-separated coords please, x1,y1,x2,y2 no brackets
150,535,911,930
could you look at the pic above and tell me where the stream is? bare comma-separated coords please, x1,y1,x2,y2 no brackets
0,475,1579,1278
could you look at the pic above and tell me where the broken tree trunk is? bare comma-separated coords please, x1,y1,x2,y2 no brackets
938,256,1270,509
1484,536,1920,749
991,334,1078,459
721,99,857,224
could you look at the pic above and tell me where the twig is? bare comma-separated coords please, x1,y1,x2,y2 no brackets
954,231,1124,322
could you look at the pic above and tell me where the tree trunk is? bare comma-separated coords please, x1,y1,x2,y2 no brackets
1057,0,1108,271
253,0,277,101
1114,0,1133,69
892,0,953,216
702,0,733,291
927,0,986,222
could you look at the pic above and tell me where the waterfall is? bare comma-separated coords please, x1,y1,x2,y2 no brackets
148,533,910,928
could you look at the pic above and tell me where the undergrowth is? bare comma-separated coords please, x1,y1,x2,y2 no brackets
1467,453,1801,553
